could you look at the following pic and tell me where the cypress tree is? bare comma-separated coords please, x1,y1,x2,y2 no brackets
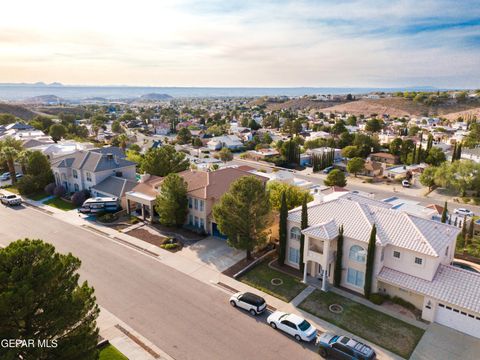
412,146,417,164
468,218,474,241
426,134,433,153
415,144,422,164
278,191,288,265
334,225,344,287
299,194,308,273
364,224,377,299
452,143,457,163
454,217,458,227
456,142,462,160
441,201,448,223
462,216,468,244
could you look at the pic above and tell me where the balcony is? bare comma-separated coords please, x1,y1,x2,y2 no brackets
306,239,324,263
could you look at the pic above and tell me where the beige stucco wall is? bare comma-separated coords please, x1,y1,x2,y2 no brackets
379,282,424,309
383,245,438,281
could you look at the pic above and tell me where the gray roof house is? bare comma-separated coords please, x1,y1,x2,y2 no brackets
50,147,137,197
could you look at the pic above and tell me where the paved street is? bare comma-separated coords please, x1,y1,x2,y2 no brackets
0,204,319,360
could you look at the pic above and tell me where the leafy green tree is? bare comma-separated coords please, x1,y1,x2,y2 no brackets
324,169,347,187
192,137,203,148
116,134,129,153
17,149,33,174
218,147,233,163
176,128,192,144
389,138,403,156
49,124,67,142
213,176,272,259
341,145,359,159
299,194,308,273
468,218,475,241
347,157,365,177
333,225,344,287
365,118,383,133
419,166,437,191
267,181,313,210
0,146,18,184
425,147,446,166
248,119,261,130
0,113,16,125
155,173,188,227
0,239,99,360
141,145,189,177
278,191,287,266
435,160,480,196
111,120,124,133
441,201,448,223
364,224,377,299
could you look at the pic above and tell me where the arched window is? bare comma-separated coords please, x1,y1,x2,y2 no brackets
290,227,301,241
349,245,366,263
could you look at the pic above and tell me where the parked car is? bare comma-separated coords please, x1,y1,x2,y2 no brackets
317,333,376,360
454,208,474,217
0,194,22,206
15,173,23,179
323,166,334,174
267,311,317,342
229,292,267,315
0,172,10,181
401,179,410,188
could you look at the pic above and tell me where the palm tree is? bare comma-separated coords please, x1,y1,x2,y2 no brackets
117,134,129,153
0,146,19,184
17,149,33,175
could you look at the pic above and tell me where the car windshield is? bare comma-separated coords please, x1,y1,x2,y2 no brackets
298,320,311,331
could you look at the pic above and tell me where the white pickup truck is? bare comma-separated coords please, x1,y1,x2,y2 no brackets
0,194,22,206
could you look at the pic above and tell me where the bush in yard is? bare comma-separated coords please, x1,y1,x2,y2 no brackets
16,175,39,195
71,191,87,207
392,296,417,311
44,182,56,195
369,293,386,305
53,185,66,198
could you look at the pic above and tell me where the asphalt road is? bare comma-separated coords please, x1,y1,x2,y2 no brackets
0,205,319,360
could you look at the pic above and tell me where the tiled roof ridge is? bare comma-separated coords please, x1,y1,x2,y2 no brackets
403,212,437,256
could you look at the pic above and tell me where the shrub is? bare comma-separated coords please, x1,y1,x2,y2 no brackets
71,191,87,207
53,185,66,198
44,182,56,195
129,216,139,224
369,293,387,305
160,243,179,250
16,175,39,195
392,296,417,311
97,212,118,223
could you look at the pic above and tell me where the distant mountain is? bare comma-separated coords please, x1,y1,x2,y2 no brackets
139,93,173,101
23,94,67,104
48,82,63,87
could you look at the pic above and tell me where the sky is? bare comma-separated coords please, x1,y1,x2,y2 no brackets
1,0,479,88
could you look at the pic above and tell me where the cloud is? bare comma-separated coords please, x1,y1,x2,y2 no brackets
0,0,478,87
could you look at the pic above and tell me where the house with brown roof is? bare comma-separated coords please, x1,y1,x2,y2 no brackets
125,168,267,236
369,152,399,165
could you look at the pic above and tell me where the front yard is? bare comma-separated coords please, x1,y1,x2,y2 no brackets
99,344,128,360
239,261,307,302
43,197,77,211
299,290,424,359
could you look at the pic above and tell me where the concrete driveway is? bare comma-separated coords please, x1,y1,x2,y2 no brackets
178,236,245,272
410,323,480,360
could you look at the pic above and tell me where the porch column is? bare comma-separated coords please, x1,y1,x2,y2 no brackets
321,269,328,292
141,204,146,220
302,260,308,283
126,199,131,215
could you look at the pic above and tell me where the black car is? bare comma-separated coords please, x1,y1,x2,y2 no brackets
318,333,376,360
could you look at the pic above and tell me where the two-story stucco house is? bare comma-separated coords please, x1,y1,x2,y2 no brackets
125,167,266,235
286,192,480,338
50,147,137,200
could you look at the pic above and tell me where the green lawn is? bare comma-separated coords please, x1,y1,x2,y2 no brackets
27,192,48,201
43,197,77,211
299,290,424,358
99,344,128,360
239,261,307,302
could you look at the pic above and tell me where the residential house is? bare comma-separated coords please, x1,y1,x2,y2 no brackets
207,135,243,151
369,152,399,165
461,148,480,163
126,168,266,233
246,148,280,161
50,147,137,197
362,160,384,177
286,192,480,338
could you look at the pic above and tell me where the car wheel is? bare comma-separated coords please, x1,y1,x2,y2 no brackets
318,347,328,358
270,322,277,329
294,335,302,341
230,300,236,307
249,309,257,316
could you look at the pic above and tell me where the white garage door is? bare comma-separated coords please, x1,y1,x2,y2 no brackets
435,303,480,339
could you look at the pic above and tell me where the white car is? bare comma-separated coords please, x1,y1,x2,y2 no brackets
454,208,474,217
229,292,267,316
402,179,410,188
267,311,317,342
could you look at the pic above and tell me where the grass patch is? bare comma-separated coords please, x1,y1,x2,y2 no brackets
239,261,307,302
299,290,424,358
99,344,128,360
43,197,77,211
27,192,48,201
